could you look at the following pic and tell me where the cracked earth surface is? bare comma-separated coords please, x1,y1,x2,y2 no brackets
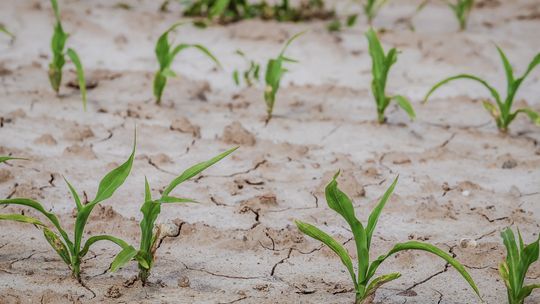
1,0,540,303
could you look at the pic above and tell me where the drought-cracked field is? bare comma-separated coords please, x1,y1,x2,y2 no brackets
1,0,540,303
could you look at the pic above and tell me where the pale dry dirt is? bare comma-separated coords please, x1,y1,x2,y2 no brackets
1,0,540,303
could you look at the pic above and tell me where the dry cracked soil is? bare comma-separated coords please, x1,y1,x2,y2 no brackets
1,0,540,303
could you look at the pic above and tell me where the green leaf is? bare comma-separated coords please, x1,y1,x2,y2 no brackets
279,31,306,56
66,48,87,111
0,213,46,226
110,245,138,272
79,234,131,259
496,46,514,92
518,284,540,301
91,134,136,205
369,241,481,298
0,24,14,39
209,0,231,18
483,101,500,119
501,228,521,296
392,96,416,120
325,171,368,283
233,70,240,85
424,74,503,108
0,198,71,248
514,108,540,126
64,177,82,211
50,0,61,21
0,156,26,164
162,147,237,196
159,196,199,204
295,220,357,287
363,273,401,301
43,228,72,265
365,177,398,249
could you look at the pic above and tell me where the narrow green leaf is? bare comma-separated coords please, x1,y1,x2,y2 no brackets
515,108,540,126
518,284,540,301
369,241,481,298
363,273,401,301
366,176,398,249
79,234,131,258
0,198,71,247
295,220,357,287
392,96,416,120
424,74,502,108
159,196,199,204
63,177,82,211
0,156,27,164
110,246,138,272
0,213,46,226
43,228,72,265
91,134,136,205
66,48,87,110
162,147,237,196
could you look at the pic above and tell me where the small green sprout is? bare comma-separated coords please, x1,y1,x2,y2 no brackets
264,31,304,124
499,228,540,304
363,0,389,24
0,136,137,282
417,0,473,30
366,28,415,123
48,0,87,110
327,14,358,32
424,46,540,132
295,172,481,304
115,147,237,285
153,22,221,104
233,50,260,87
0,24,14,39
446,0,474,30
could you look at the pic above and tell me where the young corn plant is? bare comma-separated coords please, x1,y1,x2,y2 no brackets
0,137,137,282
153,22,221,104
366,28,415,123
364,0,389,24
424,46,540,132
48,0,87,110
233,50,260,87
264,31,304,124
416,0,473,30
499,228,540,304
113,147,237,285
446,0,474,30
295,172,481,304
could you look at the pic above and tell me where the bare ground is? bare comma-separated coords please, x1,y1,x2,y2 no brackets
1,0,540,303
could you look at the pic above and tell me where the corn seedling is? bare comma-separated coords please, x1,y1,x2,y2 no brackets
0,136,136,282
112,147,237,285
366,29,415,123
424,46,540,132
295,172,481,303
363,0,389,24
446,0,474,30
264,31,304,124
327,14,358,32
499,228,540,304
153,22,221,104
48,0,87,110
417,0,473,30
233,50,260,87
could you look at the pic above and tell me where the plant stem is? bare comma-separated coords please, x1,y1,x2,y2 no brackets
139,266,150,286
377,111,386,124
